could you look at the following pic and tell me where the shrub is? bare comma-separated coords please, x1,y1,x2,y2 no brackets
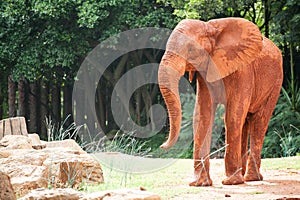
262,81,300,158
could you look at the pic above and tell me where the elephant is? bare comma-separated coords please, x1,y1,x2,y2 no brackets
158,17,283,186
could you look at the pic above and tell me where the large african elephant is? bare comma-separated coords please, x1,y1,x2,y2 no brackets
158,18,283,186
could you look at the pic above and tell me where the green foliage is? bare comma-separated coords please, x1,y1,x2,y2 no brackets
158,0,224,20
263,81,300,158
77,0,118,28
276,125,300,157
0,0,91,81
1,0,299,159
271,0,300,45
158,0,261,20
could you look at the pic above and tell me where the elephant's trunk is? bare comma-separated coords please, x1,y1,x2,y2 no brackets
158,57,184,150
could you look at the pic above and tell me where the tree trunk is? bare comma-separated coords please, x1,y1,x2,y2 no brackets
63,83,73,127
263,0,270,38
51,80,61,124
290,42,296,111
141,89,152,128
106,85,117,131
96,83,106,133
135,89,141,125
28,82,37,133
0,97,3,120
8,76,16,117
39,79,49,140
18,79,26,117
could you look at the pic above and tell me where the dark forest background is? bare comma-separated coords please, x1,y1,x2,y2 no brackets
1,0,299,158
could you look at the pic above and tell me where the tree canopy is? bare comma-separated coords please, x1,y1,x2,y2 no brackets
0,0,299,157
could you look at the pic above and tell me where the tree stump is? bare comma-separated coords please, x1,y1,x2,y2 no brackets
0,117,28,140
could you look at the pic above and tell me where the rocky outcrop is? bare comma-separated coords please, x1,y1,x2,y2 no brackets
19,188,161,200
0,135,32,150
0,135,104,197
19,188,83,200
0,171,17,200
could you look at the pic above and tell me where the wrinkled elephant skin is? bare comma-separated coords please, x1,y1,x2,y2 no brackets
158,18,283,186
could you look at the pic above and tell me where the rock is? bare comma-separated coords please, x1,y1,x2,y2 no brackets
58,161,83,188
45,139,86,154
28,134,46,150
0,137,104,197
0,171,17,200
43,148,103,188
0,117,28,140
0,135,32,150
0,150,12,158
77,154,104,184
225,193,231,197
11,165,48,197
28,134,41,145
18,188,161,200
19,188,83,200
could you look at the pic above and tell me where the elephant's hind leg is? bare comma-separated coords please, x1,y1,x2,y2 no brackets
241,119,250,176
222,99,251,185
245,89,281,181
244,112,266,181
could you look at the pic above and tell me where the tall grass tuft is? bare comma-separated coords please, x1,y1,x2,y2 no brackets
45,115,83,142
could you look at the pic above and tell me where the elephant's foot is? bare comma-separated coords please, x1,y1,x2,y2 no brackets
190,158,212,186
189,176,212,187
222,173,244,185
244,155,263,181
244,171,263,182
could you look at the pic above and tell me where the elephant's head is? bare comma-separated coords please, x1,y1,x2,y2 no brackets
159,18,263,150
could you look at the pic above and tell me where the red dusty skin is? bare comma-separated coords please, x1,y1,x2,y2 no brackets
158,54,185,150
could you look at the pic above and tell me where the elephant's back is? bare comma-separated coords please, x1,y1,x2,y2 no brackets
249,37,283,112
253,37,283,85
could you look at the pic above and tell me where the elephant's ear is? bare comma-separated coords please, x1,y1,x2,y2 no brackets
206,18,263,82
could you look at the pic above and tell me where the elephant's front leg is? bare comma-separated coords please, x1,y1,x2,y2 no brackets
189,76,216,187
222,100,250,185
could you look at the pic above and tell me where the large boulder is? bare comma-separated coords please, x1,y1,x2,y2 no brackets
0,171,17,200
0,135,32,150
44,139,86,154
19,188,83,200
0,135,104,197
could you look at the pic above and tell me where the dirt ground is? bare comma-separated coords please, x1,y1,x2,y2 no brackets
169,159,300,200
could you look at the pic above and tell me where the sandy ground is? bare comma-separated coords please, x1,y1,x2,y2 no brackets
169,159,300,200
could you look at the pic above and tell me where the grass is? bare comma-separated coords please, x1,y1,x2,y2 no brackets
85,159,202,199
261,156,300,170
76,155,299,200
85,156,300,199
